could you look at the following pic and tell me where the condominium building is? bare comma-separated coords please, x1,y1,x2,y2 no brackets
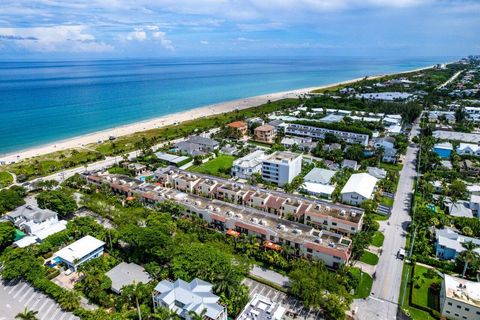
285,123,369,146
254,124,276,144
261,151,302,186
440,274,480,320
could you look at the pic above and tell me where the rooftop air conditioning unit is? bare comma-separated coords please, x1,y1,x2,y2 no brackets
251,218,259,224
351,212,357,217
214,207,221,212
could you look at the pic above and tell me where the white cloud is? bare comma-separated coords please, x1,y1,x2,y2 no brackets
123,26,174,50
126,29,147,41
200,40,209,45
0,25,113,52
236,37,258,42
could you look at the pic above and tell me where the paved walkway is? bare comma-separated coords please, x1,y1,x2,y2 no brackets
250,265,290,288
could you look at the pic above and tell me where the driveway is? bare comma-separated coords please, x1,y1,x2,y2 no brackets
250,265,290,288
351,121,420,319
0,278,78,320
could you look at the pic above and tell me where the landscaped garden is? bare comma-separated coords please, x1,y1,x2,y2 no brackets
349,267,373,299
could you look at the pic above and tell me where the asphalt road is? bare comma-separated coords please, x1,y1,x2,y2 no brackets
352,121,420,320
0,278,78,320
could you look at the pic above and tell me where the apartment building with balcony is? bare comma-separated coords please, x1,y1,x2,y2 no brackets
285,123,369,146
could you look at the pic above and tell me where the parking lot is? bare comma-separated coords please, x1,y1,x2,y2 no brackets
0,278,79,320
243,278,324,320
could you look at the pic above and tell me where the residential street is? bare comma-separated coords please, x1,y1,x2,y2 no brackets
352,121,420,319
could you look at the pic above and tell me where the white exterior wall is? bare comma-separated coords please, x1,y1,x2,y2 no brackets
262,155,302,186
440,290,480,320
341,192,367,206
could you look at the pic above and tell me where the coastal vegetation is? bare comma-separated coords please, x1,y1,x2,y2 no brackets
1,99,299,181
0,171,13,188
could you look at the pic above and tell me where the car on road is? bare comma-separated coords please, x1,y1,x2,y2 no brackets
397,248,406,260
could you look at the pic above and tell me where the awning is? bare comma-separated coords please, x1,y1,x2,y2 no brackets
226,229,240,237
264,241,282,251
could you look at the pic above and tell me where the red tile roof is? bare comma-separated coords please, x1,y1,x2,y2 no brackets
227,121,247,129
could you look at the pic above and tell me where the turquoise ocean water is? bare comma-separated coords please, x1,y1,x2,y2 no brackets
0,57,452,155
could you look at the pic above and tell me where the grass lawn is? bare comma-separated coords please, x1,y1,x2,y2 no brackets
411,265,441,312
371,231,385,247
360,251,379,265
0,171,13,187
369,213,389,221
399,263,439,320
189,154,236,178
350,267,373,299
379,162,403,172
380,196,394,207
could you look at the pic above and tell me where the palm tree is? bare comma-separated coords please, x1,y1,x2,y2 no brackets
214,267,238,298
188,308,207,320
15,308,38,320
460,241,480,278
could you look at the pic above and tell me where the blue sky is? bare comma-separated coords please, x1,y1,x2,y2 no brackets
0,0,478,59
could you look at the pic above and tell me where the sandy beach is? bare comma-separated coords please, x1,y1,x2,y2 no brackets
0,65,434,164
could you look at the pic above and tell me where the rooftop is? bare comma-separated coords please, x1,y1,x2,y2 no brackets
106,262,151,293
303,168,336,185
227,121,247,128
264,151,301,163
55,235,105,264
444,274,480,307
341,173,378,199
255,124,275,132
237,294,286,320
153,278,224,320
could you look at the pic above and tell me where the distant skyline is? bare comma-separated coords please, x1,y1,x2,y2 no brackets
0,0,479,59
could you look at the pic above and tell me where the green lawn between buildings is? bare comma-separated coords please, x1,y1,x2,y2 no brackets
189,154,236,178
371,231,385,247
350,267,373,299
380,196,394,207
399,263,441,320
360,251,379,265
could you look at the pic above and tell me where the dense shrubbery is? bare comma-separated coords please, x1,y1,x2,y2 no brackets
0,186,26,214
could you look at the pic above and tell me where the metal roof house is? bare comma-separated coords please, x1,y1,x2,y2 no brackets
152,278,227,320
54,235,105,271
106,262,151,294
341,173,378,206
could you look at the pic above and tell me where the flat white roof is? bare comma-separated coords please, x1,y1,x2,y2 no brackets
55,235,105,264
444,274,480,307
341,173,378,199
301,182,335,196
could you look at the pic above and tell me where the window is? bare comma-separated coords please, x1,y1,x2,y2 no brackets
446,310,450,314
307,248,312,253
448,302,452,306
457,305,461,309
465,308,469,312
332,222,337,226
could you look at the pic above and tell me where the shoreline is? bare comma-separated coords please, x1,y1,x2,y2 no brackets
0,64,436,163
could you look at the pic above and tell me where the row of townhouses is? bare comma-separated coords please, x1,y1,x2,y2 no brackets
84,169,365,268
285,123,370,146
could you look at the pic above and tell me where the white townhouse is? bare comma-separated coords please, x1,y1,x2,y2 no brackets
340,173,378,206
54,235,105,271
456,143,480,157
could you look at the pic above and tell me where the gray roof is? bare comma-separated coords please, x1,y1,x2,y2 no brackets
448,201,473,218
341,159,358,168
367,167,387,179
436,228,480,255
7,205,57,223
153,278,224,320
106,262,151,294
188,136,219,147
303,168,336,185
268,119,285,127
